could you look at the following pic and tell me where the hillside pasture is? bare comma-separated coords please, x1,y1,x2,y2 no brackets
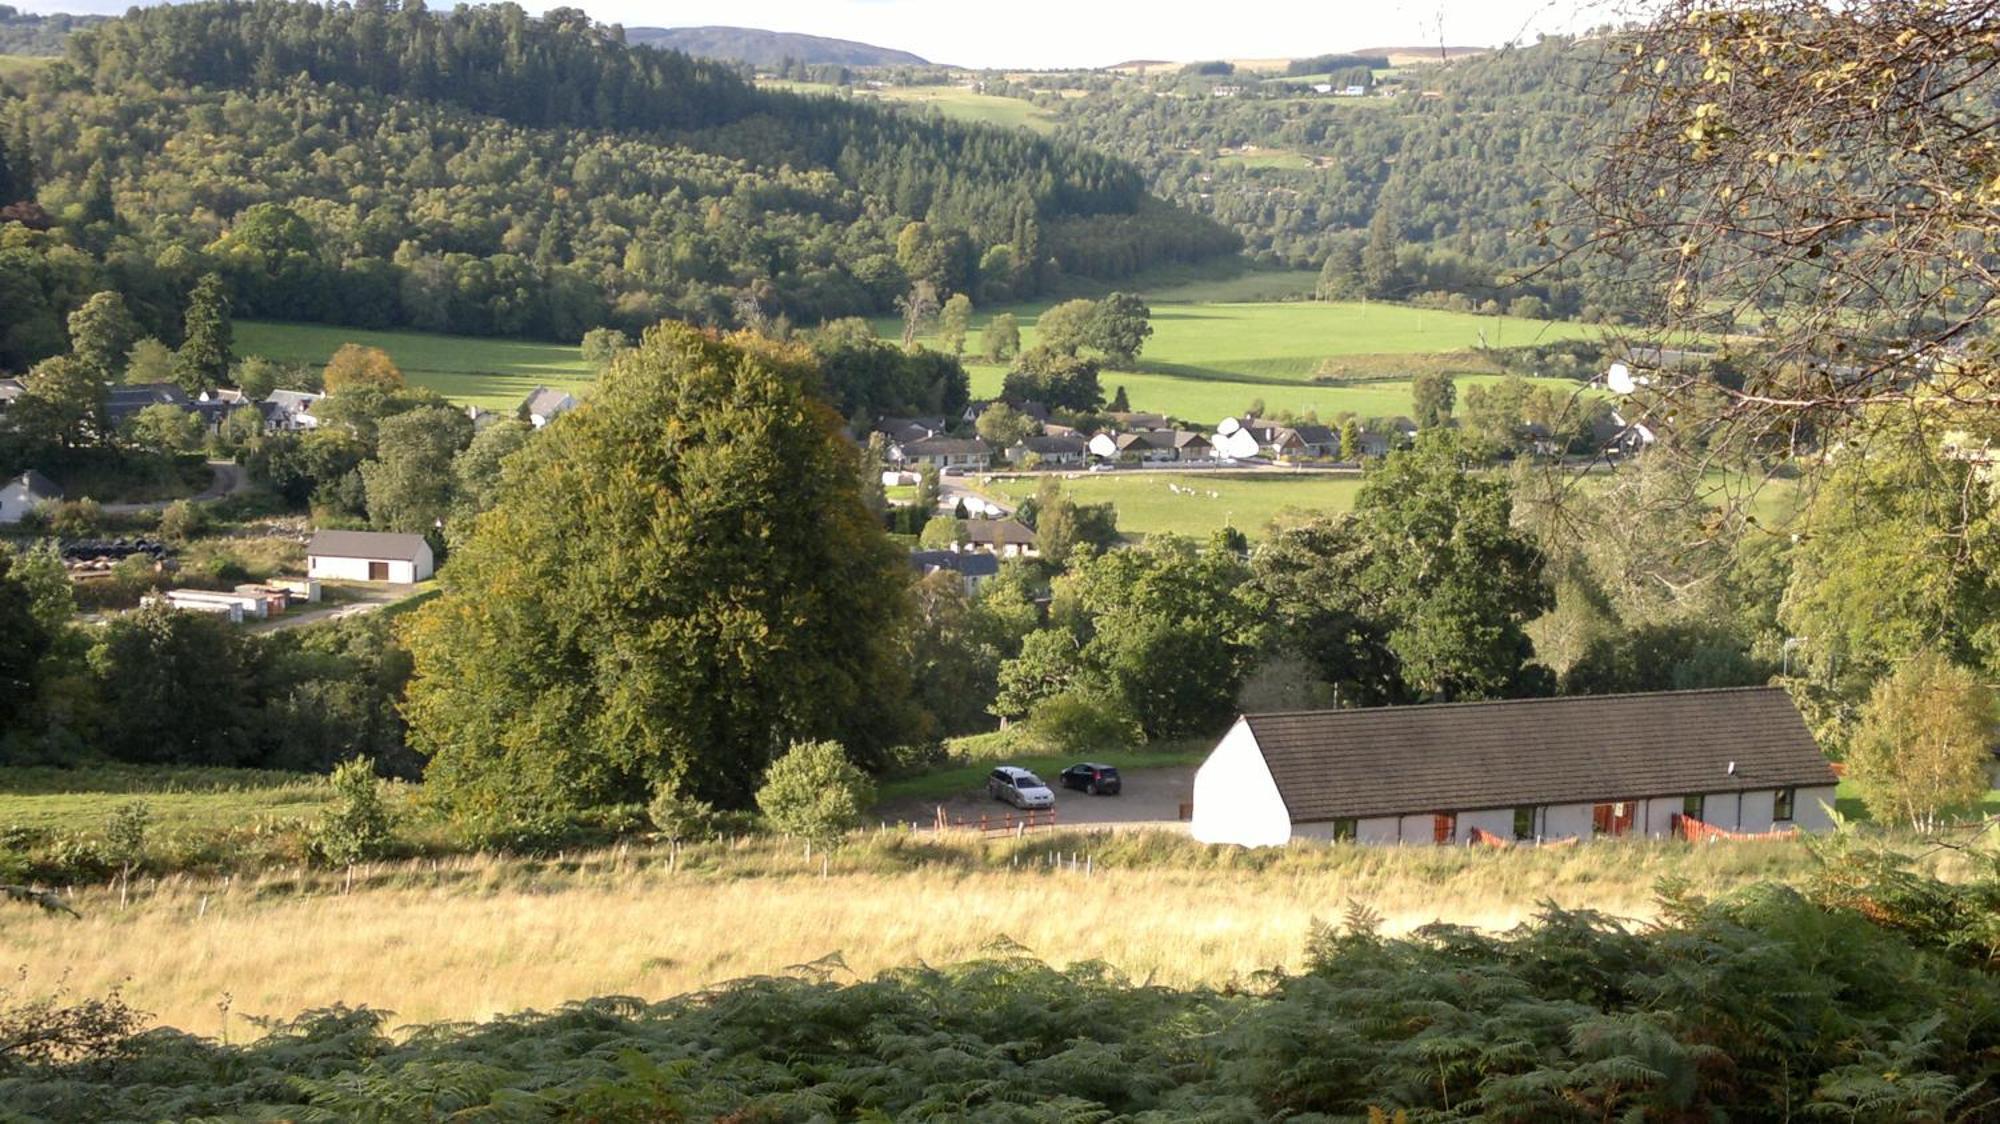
234,321,591,411
758,79,1060,132
982,471,1365,538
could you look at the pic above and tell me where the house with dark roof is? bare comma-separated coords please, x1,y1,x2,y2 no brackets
890,435,992,471
106,383,193,429
1007,434,1089,466
876,416,949,444
909,548,1000,592
1,469,62,524
1190,687,1837,848
306,529,435,583
1171,431,1214,461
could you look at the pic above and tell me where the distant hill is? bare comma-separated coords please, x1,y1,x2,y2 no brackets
1348,46,1491,65
624,26,927,68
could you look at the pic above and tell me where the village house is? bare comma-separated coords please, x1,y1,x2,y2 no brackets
1171,431,1214,461
263,388,325,432
1114,431,1176,463
1007,434,1090,466
0,377,24,412
1108,410,1170,431
520,386,578,429
909,548,999,593
891,435,993,472
1191,687,1838,848
0,469,62,524
958,517,1039,557
306,529,435,583
106,383,193,430
875,416,949,444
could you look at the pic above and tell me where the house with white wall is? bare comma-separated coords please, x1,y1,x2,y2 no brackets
0,470,61,524
306,529,435,583
1191,687,1837,847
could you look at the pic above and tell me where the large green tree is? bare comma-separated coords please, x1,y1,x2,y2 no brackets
360,404,474,533
402,325,918,820
0,551,49,744
65,290,137,380
88,603,255,765
172,272,233,393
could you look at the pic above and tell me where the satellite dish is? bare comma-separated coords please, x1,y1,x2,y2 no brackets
1606,362,1636,394
1217,417,1241,436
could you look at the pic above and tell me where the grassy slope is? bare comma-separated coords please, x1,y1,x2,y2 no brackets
234,321,592,411
983,471,1367,539
235,271,1599,423
3,828,1837,1033
758,79,1061,132
0,765,335,830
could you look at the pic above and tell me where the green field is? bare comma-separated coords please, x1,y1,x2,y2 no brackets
0,55,54,87
236,321,591,410
1216,149,1317,171
0,766,336,831
759,80,1060,132
237,276,1599,424
981,471,1367,539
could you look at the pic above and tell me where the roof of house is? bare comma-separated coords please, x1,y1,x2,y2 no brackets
1240,687,1835,823
9,469,61,498
306,529,431,563
106,383,192,420
1172,430,1212,449
1287,424,1336,445
522,386,577,418
1115,432,1161,451
909,549,1000,578
265,389,324,410
1012,434,1089,455
961,518,1037,546
0,377,26,402
902,436,992,457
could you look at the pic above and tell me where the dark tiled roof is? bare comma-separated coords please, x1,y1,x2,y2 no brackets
1172,430,1211,449
1015,435,1088,455
910,550,1000,578
961,518,1036,546
307,529,430,563
1244,687,1834,822
11,469,61,497
904,436,992,456
1288,424,1336,445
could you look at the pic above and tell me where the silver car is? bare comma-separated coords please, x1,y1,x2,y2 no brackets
986,766,1056,809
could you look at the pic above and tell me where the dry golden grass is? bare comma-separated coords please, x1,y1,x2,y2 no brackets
0,829,1867,1037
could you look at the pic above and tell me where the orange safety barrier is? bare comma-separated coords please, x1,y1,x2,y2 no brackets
933,806,1059,836
1672,813,1799,843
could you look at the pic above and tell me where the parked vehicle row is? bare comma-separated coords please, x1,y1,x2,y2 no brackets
987,763,1123,807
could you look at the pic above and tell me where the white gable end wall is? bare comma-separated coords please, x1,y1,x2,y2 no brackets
1191,720,1292,847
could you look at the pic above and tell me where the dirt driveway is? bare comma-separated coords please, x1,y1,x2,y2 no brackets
878,765,1197,834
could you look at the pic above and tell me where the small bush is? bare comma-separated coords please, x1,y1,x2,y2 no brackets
157,499,210,543
646,787,718,843
756,740,874,846
309,759,396,866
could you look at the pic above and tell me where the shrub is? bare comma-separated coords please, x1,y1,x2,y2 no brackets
1023,692,1142,756
755,739,874,846
646,786,718,843
157,499,210,543
309,758,396,866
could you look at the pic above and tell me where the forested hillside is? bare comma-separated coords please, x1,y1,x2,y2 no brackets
0,1,1233,367
625,25,928,68
0,5,100,55
998,39,1629,318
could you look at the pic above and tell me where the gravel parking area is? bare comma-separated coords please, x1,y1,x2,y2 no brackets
879,766,1197,833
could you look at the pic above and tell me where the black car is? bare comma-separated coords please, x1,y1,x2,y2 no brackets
1059,763,1121,795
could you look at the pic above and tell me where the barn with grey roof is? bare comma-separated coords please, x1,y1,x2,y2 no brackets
1190,687,1837,847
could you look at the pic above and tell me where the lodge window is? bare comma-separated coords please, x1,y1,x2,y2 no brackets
1332,818,1356,842
1682,794,1705,822
1512,806,1536,841
1773,787,1796,823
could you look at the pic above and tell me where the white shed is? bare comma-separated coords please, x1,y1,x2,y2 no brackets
1191,687,1839,847
0,470,62,524
306,529,435,583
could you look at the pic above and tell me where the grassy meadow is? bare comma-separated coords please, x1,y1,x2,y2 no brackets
0,766,341,831
759,79,1062,132
1,829,1843,1035
234,263,1600,425
234,320,592,411
982,470,1367,539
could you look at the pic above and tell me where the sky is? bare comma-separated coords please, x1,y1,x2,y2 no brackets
17,0,1602,69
